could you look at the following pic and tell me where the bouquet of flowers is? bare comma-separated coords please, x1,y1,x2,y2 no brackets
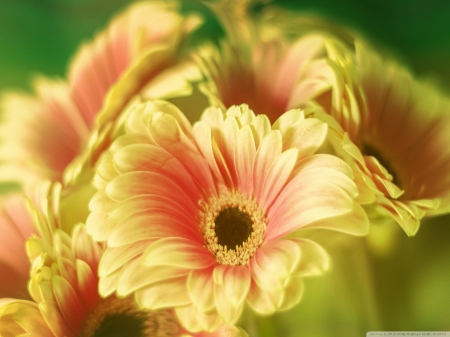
1,1,450,336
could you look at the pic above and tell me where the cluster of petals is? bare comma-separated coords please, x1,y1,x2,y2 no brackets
342,43,450,235
87,100,369,331
0,182,244,337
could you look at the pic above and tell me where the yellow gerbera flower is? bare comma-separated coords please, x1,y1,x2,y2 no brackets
86,100,369,331
0,182,246,337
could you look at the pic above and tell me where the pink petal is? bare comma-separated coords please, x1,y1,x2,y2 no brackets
107,209,200,247
52,275,86,333
108,192,197,226
193,121,227,184
176,304,223,333
259,148,298,210
253,130,282,202
266,171,357,240
273,35,326,103
234,125,256,196
149,113,216,193
76,259,99,312
142,237,216,270
106,170,192,201
71,224,102,277
40,301,76,337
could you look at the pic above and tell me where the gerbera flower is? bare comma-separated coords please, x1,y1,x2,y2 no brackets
0,0,202,188
0,195,35,299
338,42,450,235
194,18,362,135
0,182,246,337
87,100,369,331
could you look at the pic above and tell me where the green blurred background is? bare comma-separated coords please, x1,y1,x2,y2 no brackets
1,0,450,336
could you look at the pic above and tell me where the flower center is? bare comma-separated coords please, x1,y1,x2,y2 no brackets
81,296,180,337
200,189,266,266
362,142,402,188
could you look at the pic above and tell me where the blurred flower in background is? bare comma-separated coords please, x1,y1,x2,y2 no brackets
0,0,450,336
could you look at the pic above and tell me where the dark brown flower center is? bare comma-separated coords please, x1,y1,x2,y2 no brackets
362,142,402,188
200,190,266,265
214,206,253,249
81,297,179,337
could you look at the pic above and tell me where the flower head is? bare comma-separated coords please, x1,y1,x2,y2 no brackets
325,42,450,235
87,100,369,331
0,0,202,188
0,182,245,337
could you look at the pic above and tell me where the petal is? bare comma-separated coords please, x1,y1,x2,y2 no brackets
107,210,200,247
250,114,271,149
116,256,189,296
105,171,195,208
40,301,75,337
249,239,301,290
213,265,251,307
253,130,282,202
266,177,359,241
135,277,191,310
214,282,245,324
234,125,256,196
222,116,240,186
193,121,225,183
187,267,216,312
86,211,115,242
176,304,223,333
246,281,283,315
259,148,298,210
278,276,305,312
72,224,102,276
99,240,153,277
280,118,328,157
98,269,120,297
109,193,196,225
292,239,330,277
76,259,98,312
52,275,85,333
142,237,216,270
0,299,53,336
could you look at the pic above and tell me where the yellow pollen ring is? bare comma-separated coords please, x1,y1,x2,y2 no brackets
199,189,266,266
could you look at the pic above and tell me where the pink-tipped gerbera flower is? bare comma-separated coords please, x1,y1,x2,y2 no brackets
0,0,201,188
86,100,369,331
0,182,246,337
340,42,450,235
